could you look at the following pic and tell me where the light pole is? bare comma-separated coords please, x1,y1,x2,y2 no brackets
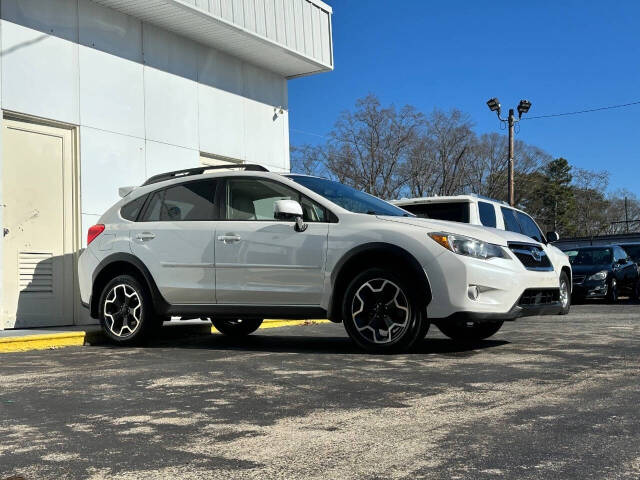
486,98,531,206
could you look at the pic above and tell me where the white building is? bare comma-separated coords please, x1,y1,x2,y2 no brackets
0,0,333,329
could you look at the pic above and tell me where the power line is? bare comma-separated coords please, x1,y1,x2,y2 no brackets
524,100,640,120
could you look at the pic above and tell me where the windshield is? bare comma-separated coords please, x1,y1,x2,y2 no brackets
286,175,412,217
566,248,613,266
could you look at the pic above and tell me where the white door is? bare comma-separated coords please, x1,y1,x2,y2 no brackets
129,179,218,304
215,177,328,305
1,117,77,328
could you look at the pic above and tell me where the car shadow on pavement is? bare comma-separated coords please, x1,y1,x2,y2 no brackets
130,333,509,356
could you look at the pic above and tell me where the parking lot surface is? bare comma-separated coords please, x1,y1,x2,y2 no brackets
1,303,639,480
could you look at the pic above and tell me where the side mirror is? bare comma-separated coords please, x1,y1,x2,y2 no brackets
546,231,560,243
274,199,303,220
274,200,307,232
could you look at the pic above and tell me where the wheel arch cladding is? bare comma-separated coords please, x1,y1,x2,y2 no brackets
328,243,432,322
91,253,169,318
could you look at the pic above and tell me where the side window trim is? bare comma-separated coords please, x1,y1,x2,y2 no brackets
221,176,334,223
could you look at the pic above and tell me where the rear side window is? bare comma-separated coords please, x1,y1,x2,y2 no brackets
120,195,147,221
140,180,217,222
501,207,522,233
516,211,544,243
478,201,497,228
401,202,470,223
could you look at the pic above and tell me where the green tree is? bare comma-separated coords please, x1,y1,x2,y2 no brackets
537,158,575,235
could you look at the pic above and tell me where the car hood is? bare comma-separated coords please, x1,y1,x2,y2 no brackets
377,216,542,247
571,264,611,275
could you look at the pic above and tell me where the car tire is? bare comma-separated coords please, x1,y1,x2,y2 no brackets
607,278,618,303
98,274,154,345
211,318,263,337
342,268,427,353
634,280,640,302
559,271,571,315
437,320,504,341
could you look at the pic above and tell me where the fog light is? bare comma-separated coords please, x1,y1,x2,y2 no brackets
468,285,479,300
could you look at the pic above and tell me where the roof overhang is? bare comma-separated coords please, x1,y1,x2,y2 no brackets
92,0,333,78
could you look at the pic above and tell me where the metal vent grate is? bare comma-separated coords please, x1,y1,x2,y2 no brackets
519,289,560,306
19,252,54,293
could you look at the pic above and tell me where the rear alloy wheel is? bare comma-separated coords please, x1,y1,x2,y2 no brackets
342,268,427,353
559,271,571,315
607,278,618,303
211,318,263,337
437,320,504,341
99,275,153,345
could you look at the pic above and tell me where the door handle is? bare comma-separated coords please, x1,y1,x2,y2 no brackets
135,232,156,241
217,234,241,244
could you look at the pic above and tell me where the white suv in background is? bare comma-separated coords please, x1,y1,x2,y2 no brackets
78,167,568,353
393,194,572,314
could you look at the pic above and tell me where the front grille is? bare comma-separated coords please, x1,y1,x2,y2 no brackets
573,274,586,284
508,243,553,271
519,289,560,306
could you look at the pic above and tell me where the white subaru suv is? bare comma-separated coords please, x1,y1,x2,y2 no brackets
78,166,567,353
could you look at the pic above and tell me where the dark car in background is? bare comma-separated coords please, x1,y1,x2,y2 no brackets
562,245,640,302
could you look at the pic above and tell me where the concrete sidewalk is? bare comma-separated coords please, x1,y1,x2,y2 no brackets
0,319,328,353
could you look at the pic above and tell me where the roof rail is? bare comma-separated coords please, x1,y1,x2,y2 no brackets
142,164,269,186
468,193,509,205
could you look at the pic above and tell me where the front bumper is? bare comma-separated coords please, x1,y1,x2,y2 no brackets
433,293,563,323
425,247,561,321
572,279,608,298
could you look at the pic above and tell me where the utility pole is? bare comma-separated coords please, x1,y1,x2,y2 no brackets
508,108,515,207
624,196,629,233
486,98,531,206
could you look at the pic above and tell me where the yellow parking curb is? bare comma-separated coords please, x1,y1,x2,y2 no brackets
0,331,90,353
1,319,332,353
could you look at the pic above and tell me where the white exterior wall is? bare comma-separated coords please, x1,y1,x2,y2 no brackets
0,0,291,247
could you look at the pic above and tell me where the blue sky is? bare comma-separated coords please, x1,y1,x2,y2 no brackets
288,0,640,194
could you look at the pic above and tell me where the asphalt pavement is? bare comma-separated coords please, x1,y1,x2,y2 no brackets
1,303,639,479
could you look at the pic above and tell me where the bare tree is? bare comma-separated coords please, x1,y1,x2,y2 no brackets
570,168,610,236
406,109,475,197
318,94,425,199
605,190,640,234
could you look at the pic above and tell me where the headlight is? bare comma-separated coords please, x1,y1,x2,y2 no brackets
428,232,510,260
587,270,608,281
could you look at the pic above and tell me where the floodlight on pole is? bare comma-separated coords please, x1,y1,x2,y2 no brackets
486,98,501,114
517,99,531,118
485,97,533,206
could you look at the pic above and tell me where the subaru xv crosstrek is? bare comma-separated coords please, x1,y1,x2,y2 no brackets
78,165,568,353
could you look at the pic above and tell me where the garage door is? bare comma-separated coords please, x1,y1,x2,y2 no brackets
1,117,77,329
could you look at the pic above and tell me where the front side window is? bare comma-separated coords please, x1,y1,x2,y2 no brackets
478,201,497,228
516,211,545,243
621,245,640,262
226,178,326,222
613,246,628,262
501,207,522,234
140,181,217,222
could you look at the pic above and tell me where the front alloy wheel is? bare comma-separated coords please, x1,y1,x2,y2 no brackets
607,278,618,303
559,271,571,315
342,268,427,353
